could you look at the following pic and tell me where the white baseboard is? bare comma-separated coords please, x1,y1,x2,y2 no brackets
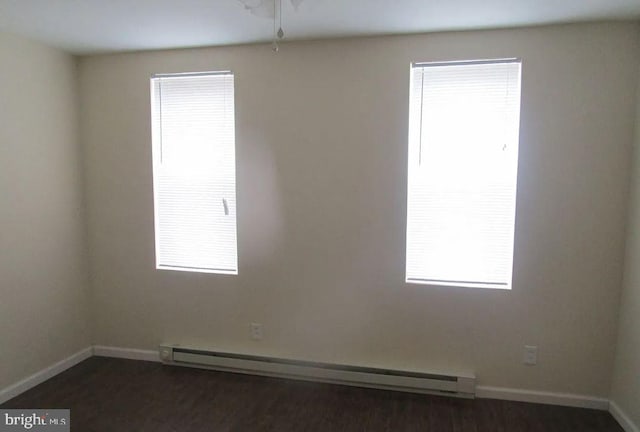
0,347,93,405
610,401,640,432
476,385,609,410
93,345,159,362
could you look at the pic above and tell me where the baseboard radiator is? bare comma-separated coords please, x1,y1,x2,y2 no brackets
159,345,476,398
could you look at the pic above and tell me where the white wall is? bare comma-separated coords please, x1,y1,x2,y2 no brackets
0,32,91,389
79,22,640,397
611,64,640,428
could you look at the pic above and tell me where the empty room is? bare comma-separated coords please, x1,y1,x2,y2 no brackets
1,0,639,431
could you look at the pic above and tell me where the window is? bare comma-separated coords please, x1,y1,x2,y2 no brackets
406,59,521,289
150,71,237,274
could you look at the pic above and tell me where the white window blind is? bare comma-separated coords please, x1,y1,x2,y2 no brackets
151,72,238,274
406,59,521,289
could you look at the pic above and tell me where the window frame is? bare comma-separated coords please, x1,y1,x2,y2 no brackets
150,70,239,275
404,58,522,290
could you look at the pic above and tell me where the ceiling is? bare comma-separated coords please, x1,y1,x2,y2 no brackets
0,0,639,55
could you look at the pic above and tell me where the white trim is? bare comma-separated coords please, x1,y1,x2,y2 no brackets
476,385,609,410
0,347,92,405
93,345,159,362
610,401,640,432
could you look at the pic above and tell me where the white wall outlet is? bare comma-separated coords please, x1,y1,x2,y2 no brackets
524,345,538,365
250,322,263,340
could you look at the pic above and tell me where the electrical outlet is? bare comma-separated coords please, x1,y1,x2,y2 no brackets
524,345,538,365
250,322,263,340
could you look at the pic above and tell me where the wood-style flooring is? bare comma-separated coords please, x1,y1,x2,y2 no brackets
1,357,624,432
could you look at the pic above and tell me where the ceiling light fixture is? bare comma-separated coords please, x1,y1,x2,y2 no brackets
238,0,304,52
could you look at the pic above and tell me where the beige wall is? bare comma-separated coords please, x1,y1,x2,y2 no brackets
79,22,640,397
611,65,640,426
0,32,91,389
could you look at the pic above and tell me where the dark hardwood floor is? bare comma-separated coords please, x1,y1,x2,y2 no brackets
1,357,623,432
